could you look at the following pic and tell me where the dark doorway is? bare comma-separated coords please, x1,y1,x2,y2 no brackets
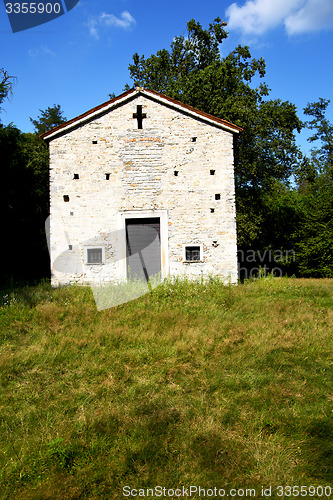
125,218,161,281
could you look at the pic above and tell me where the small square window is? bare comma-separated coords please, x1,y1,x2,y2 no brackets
174,171,179,176
186,247,200,260
68,245,72,250
92,140,98,144
73,173,79,179
86,247,104,264
191,137,197,142
210,208,215,213
63,195,69,202
210,170,215,175
70,211,74,216
183,244,203,262
215,193,221,200
105,173,110,180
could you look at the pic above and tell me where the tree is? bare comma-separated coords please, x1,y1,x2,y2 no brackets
30,104,67,135
303,98,333,170
128,19,228,94
26,105,67,280
0,124,50,286
0,80,62,285
125,18,303,247
0,68,17,118
295,99,333,277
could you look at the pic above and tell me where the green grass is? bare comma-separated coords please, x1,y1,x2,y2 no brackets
0,277,332,499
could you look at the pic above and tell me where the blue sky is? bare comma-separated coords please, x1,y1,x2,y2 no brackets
1,0,333,154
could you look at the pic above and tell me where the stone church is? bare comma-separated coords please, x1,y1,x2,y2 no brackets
42,87,242,287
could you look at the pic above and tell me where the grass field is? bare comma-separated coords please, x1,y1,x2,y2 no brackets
0,277,332,499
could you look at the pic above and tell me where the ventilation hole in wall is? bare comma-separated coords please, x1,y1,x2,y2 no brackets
92,140,98,144
210,170,215,175
69,245,72,250
63,195,69,202
70,211,74,216
73,173,79,179
215,194,221,200
105,173,110,180
210,208,215,213
191,137,197,142
174,171,179,176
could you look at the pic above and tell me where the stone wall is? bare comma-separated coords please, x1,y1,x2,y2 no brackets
49,94,238,285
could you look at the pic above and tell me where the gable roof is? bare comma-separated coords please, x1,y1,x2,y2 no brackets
41,87,243,141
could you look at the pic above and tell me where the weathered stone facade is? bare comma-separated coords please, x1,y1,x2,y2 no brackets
43,88,241,286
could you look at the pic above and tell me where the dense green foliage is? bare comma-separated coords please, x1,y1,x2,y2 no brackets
296,177,333,277
295,99,333,277
0,278,332,498
0,124,50,285
0,103,67,286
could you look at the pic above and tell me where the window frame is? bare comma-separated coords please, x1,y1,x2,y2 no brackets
183,244,203,263
85,246,105,265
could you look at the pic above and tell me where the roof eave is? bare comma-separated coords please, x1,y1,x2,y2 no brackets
143,89,243,134
41,87,242,141
40,87,137,141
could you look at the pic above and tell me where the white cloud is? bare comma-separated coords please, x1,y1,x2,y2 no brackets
87,18,99,39
87,11,136,39
285,0,333,35
100,11,136,29
226,0,333,36
28,45,56,57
